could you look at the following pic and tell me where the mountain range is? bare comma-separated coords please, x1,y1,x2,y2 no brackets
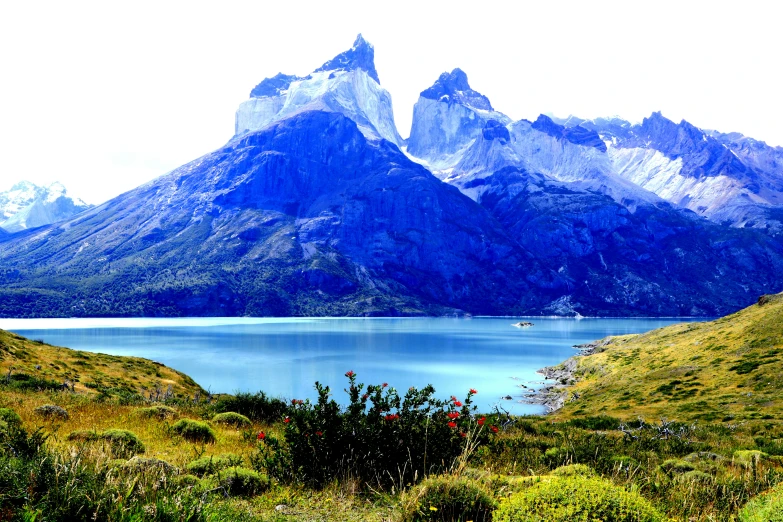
1,34,782,318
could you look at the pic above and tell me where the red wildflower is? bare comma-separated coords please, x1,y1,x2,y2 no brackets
460,432,467,438
345,370,355,377
284,417,290,424
447,412,460,420
382,382,388,388
257,431,265,440
450,395,457,402
454,401,463,407
362,393,369,400
315,431,323,436
384,413,399,421
490,425,499,433
469,388,477,394
478,416,486,426
448,421,457,429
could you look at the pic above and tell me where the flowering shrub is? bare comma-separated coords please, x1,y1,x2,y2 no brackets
252,372,490,488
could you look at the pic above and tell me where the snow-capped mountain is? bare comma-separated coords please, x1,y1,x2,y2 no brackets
235,34,402,146
406,71,660,210
554,112,783,233
0,181,91,233
0,35,782,318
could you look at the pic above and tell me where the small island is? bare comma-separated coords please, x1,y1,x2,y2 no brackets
512,321,534,328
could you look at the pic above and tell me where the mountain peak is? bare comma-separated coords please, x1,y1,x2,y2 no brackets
313,33,380,84
249,72,301,98
420,68,493,111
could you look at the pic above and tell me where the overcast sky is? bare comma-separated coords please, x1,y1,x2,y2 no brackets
1,0,779,204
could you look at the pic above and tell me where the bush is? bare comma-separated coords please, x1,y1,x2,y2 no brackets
0,408,22,428
121,456,177,475
734,450,768,468
136,405,178,420
208,466,269,497
186,454,243,477
567,415,621,431
99,429,145,459
33,404,68,420
659,459,696,475
740,482,783,522
172,419,216,443
66,430,99,442
252,371,488,488
550,464,596,477
401,475,496,521
212,412,252,428
494,475,668,522
214,391,288,423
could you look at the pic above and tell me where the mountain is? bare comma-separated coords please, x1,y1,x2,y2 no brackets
405,70,783,316
0,110,560,317
542,292,783,422
0,181,91,233
235,34,402,146
557,113,783,233
0,36,782,318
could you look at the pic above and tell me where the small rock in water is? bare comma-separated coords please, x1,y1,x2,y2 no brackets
502,395,513,400
512,321,534,328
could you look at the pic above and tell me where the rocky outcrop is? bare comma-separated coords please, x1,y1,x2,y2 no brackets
235,35,402,146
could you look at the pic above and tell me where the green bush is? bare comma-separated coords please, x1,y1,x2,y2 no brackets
252,372,487,488
550,463,596,477
734,450,768,468
0,407,22,428
66,430,99,442
214,391,288,423
401,475,496,521
136,405,178,420
99,429,145,459
186,454,243,477
33,404,68,420
740,482,783,522
208,466,269,497
172,419,216,444
494,475,668,522
212,412,252,428
659,459,696,475
121,456,177,474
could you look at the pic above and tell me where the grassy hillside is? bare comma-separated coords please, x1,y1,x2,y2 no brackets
0,329,204,398
549,293,783,423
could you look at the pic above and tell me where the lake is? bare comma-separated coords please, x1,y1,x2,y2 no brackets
0,317,700,414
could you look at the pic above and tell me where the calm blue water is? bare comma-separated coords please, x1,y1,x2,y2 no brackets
0,317,700,414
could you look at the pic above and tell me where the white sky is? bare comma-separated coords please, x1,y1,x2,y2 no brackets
1,0,781,204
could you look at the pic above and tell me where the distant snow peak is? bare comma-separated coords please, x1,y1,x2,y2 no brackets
0,181,91,233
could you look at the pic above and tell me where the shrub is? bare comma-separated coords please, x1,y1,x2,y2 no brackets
567,415,621,431
33,404,68,420
212,412,252,428
0,407,22,427
252,372,488,488
214,391,288,423
121,456,177,474
659,459,696,475
401,475,496,521
175,474,201,488
208,466,269,497
734,450,768,468
172,419,216,443
493,475,668,522
136,405,178,420
550,463,596,477
99,429,145,459
66,430,99,442
186,454,243,476
740,482,783,522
